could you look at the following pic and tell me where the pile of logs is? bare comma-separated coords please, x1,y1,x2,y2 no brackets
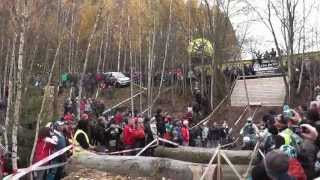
71,146,256,180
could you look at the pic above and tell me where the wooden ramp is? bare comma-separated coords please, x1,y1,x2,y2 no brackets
231,76,286,107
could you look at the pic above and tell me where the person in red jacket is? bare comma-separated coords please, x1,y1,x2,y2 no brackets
33,127,57,180
114,111,124,124
181,120,190,146
123,118,145,154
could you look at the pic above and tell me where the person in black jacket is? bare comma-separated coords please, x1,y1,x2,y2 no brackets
155,109,165,137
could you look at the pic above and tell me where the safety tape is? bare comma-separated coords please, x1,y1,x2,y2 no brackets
7,145,72,180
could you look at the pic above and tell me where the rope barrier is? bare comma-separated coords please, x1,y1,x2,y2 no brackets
220,150,243,180
234,106,249,126
191,77,238,130
135,139,158,156
220,137,239,149
8,145,72,180
244,141,260,178
157,137,180,147
102,90,145,114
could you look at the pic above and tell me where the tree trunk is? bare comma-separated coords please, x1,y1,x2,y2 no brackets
154,146,255,165
2,40,10,99
12,23,26,171
71,152,212,180
71,151,248,180
4,36,16,150
77,5,102,120
29,40,62,168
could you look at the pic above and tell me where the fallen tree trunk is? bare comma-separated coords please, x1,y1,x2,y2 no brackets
70,151,249,180
71,151,216,180
154,146,255,165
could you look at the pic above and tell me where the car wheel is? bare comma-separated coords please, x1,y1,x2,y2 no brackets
115,82,120,88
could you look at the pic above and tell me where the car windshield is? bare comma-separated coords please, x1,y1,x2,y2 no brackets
112,72,126,78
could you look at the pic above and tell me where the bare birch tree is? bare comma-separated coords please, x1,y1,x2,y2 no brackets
77,4,103,120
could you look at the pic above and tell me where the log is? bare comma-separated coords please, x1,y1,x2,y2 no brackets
154,146,256,165
71,151,216,180
70,151,249,180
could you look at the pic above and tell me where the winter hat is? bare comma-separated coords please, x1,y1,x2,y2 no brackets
280,145,297,159
183,120,189,126
264,150,289,176
81,113,89,120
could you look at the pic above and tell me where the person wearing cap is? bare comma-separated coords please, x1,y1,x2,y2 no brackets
280,145,306,180
264,150,295,180
181,120,190,146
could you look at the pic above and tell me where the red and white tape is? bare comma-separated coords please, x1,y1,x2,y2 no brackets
5,145,72,180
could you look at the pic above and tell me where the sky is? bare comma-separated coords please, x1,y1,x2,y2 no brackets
223,0,320,59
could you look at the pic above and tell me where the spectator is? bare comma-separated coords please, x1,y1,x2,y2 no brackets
114,111,124,124
123,118,145,153
73,120,92,151
270,48,277,58
172,120,182,145
280,145,307,180
33,127,57,180
181,120,190,146
240,117,259,150
155,109,165,137
163,115,173,141
47,121,69,180
63,112,74,122
264,150,295,180
202,122,209,147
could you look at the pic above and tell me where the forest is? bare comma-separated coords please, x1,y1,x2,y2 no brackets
1,0,320,180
